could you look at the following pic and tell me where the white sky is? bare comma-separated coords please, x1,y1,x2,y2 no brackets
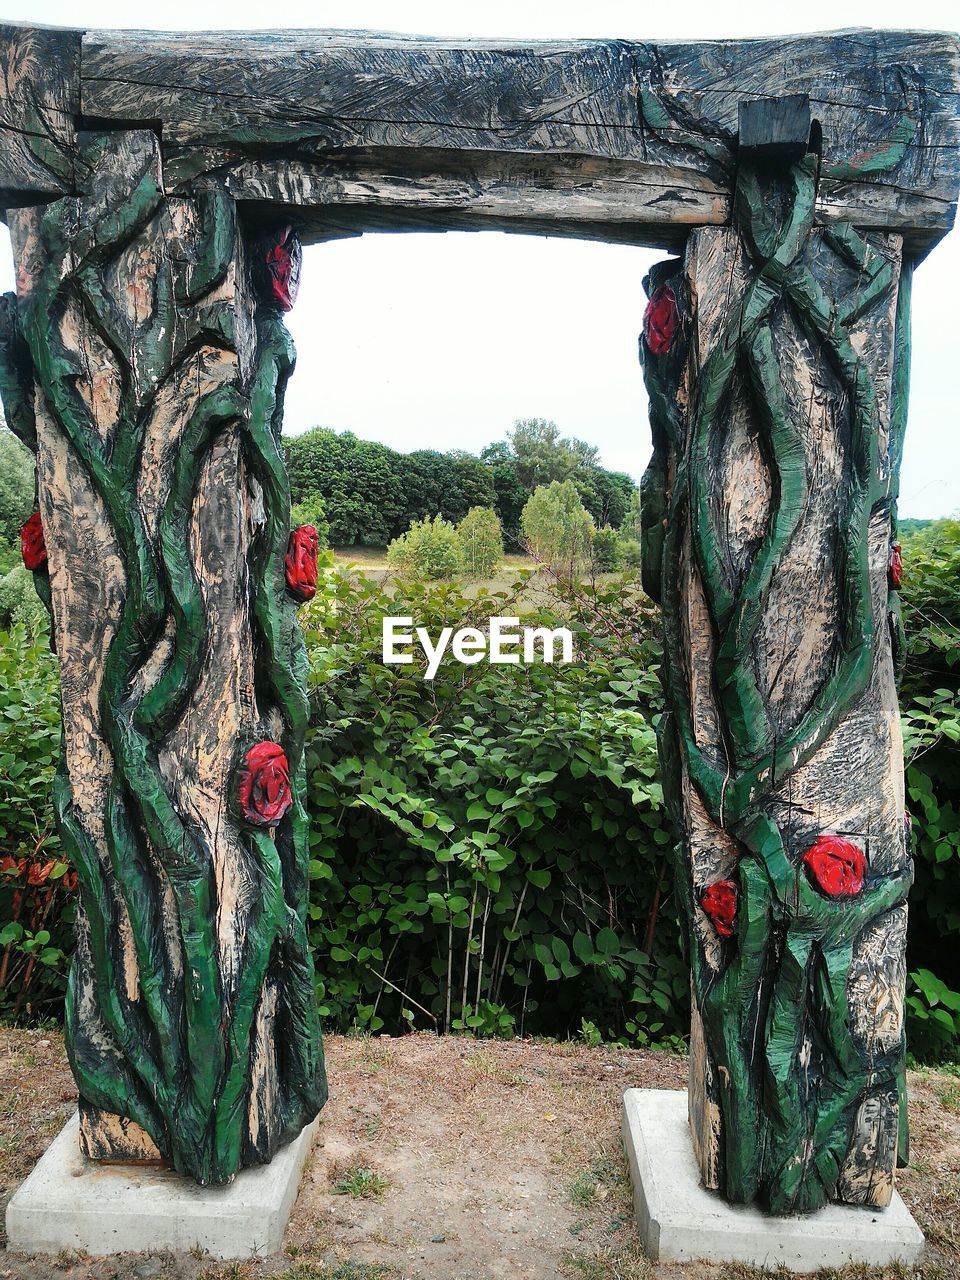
2,0,958,517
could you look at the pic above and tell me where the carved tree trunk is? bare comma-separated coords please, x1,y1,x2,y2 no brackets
641,156,913,1214
0,130,326,1185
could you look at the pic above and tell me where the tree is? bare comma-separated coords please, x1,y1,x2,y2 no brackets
509,418,588,490
620,489,642,542
591,526,623,572
458,506,503,578
449,453,496,521
284,428,407,545
521,480,595,578
387,515,463,579
480,446,528,550
289,493,330,548
579,468,635,530
0,427,34,551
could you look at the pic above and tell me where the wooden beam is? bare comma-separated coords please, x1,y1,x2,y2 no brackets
1,25,958,251
76,27,960,252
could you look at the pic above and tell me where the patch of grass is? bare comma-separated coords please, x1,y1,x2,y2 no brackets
363,1113,384,1139
569,1171,600,1208
463,1049,527,1085
937,1078,960,1113
330,1164,390,1199
464,1049,497,1077
561,1243,651,1280
280,1266,398,1280
716,1267,794,1279
811,1264,947,1279
569,1153,626,1209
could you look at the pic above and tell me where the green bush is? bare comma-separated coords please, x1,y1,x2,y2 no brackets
457,506,503,579
521,479,595,577
289,493,330,549
2,519,960,1063
0,430,34,549
0,565,45,630
0,623,73,1021
387,515,463,580
591,527,623,573
620,538,642,569
300,568,685,1043
900,519,960,1060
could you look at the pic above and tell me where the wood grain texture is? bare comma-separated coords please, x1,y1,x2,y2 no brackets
1,24,958,250
640,156,914,1213
0,24,79,204
0,129,326,1185
77,27,960,251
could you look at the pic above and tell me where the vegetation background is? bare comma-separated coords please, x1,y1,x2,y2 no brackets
1,417,958,1064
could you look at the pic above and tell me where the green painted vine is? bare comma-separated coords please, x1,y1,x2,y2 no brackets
641,156,913,1212
0,133,324,1184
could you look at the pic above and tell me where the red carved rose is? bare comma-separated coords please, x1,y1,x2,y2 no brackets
643,284,680,356
260,225,302,311
802,834,866,898
20,512,47,572
285,525,320,601
238,742,292,827
700,879,737,938
889,542,902,590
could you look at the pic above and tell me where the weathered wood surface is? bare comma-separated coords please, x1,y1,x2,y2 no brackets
1,25,959,250
0,130,326,1184
641,155,914,1212
0,24,79,204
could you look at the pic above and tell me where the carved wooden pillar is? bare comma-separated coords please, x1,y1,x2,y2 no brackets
641,155,913,1214
0,130,326,1185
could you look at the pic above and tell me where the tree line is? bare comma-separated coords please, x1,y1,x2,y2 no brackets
282,418,637,548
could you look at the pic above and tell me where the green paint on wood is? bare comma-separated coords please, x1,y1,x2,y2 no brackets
0,133,325,1185
642,156,912,1212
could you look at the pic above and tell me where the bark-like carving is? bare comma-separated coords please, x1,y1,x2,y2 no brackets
0,130,326,1185
641,154,914,1213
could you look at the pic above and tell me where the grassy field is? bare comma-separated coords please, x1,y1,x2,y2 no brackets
330,546,548,605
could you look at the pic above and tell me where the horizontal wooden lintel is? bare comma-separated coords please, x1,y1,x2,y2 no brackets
1,24,958,252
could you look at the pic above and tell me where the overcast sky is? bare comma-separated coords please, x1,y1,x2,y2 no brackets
2,0,957,518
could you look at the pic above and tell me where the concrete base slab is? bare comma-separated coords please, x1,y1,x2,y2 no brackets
6,1112,319,1259
622,1089,924,1271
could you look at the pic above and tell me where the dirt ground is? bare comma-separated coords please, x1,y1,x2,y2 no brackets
0,1028,957,1280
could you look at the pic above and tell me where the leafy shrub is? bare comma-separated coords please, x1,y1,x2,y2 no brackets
521,480,595,577
387,515,463,580
300,568,686,1044
0,623,73,1020
289,493,330,549
0,430,34,549
591,527,623,573
458,506,503,579
0,565,45,630
620,538,642,569
907,967,960,1062
900,519,960,1059
4,520,960,1064
0,542,20,577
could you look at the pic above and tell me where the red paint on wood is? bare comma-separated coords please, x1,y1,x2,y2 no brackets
802,834,867,898
701,879,737,938
285,524,320,600
889,542,902,589
238,742,293,827
20,512,47,571
260,225,302,311
643,284,679,355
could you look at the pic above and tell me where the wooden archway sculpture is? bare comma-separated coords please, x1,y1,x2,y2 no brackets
0,23,958,1205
